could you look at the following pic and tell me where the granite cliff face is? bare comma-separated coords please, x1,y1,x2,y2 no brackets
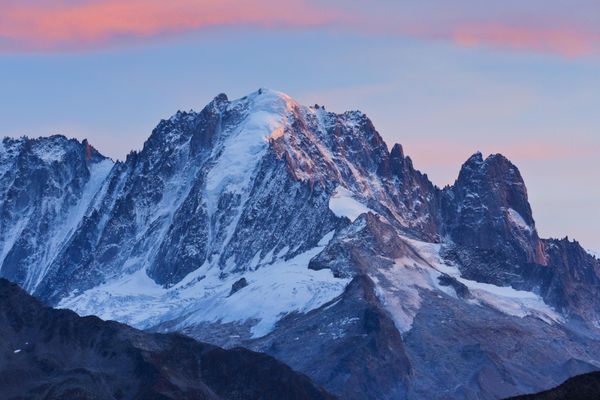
2,89,600,400
442,152,547,266
0,136,112,292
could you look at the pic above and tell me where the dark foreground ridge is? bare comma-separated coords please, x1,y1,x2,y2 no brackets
507,371,600,400
0,278,335,400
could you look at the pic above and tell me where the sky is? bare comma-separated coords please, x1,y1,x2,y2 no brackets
1,0,599,250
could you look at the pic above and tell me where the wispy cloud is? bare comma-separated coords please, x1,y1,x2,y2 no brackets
448,23,599,58
0,0,341,52
1,0,599,57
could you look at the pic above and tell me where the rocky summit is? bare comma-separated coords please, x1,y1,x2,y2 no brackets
1,89,600,400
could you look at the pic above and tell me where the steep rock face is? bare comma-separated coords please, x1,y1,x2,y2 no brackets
0,136,113,292
0,278,335,400
439,155,600,322
540,238,600,322
442,152,546,266
269,104,440,239
309,213,424,278
36,97,230,298
386,143,441,240
250,275,412,400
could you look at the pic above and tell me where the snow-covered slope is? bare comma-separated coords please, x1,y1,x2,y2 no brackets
2,89,600,400
328,185,375,222
59,230,349,340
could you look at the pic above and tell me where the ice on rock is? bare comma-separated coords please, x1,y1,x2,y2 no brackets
329,186,376,222
506,207,533,233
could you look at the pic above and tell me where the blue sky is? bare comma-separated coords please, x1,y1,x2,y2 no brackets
0,1,599,249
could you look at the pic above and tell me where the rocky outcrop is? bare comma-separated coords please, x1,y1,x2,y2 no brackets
0,135,113,292
442,152,546,266
308,213,414,277
539,238,600,322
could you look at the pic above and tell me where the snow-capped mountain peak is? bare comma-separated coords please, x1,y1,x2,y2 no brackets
2,89,600,400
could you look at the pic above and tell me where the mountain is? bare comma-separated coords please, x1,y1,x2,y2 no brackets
2,88,600,399
0,278,334,400
0,135,112,292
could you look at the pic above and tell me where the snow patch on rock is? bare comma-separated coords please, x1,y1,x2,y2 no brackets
373,237,562,334
505,207,533,233
329,186,376,222
31,139,67,162
587,249,600,259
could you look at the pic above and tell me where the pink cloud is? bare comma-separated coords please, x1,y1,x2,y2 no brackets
0,0,341,51
0,0,599,57
450,23,598,58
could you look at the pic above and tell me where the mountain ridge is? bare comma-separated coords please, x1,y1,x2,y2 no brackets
2,88,600,400
0,277,335,400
